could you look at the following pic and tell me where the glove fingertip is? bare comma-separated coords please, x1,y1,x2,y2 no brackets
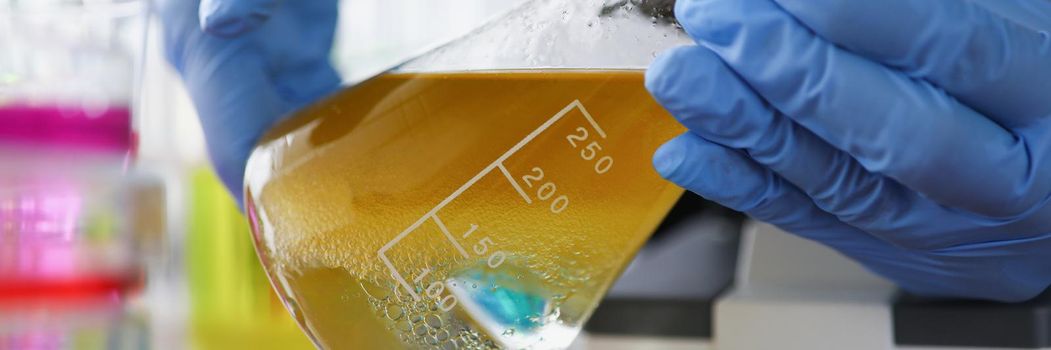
653,136,689,182
645,46,711,110
655,133,778,213
645,50,679,104
654,134,745,198
674,0,733,45
199,0,273,37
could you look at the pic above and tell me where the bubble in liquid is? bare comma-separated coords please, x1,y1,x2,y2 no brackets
385,304,404,320
435,329,451,342
360,280,393,300
414,324,429,336
396,319,412,332
426,314,443,329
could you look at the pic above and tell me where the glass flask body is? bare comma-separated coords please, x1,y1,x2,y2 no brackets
245,1,691,348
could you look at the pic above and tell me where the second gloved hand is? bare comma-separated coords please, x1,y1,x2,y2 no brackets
648,0,1051,301
158,0,341,202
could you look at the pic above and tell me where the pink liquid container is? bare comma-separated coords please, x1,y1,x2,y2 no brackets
0,1,153,348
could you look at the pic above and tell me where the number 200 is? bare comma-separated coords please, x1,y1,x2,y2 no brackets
521,167,569,214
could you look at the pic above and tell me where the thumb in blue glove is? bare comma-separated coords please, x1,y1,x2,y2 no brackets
158,0,341,202
648,0,1051,301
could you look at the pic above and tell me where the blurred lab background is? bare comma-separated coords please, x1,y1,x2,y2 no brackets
0,0,740,349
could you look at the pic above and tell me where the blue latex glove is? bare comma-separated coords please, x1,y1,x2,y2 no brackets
157,0,341,201
648,0,1051,301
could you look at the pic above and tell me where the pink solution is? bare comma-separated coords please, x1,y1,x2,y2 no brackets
0,102,134,154
0,102,138,303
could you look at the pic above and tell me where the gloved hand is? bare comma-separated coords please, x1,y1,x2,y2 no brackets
648,0,1051,302
157,0,341,201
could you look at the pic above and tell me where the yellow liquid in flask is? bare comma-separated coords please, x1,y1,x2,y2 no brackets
244,70,685,349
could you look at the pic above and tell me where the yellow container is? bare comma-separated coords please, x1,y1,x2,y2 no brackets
187,168,313,350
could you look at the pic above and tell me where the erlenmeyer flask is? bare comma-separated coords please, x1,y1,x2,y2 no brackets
244,0,691,348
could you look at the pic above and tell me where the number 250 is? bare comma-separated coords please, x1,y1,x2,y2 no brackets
566,127,613,174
